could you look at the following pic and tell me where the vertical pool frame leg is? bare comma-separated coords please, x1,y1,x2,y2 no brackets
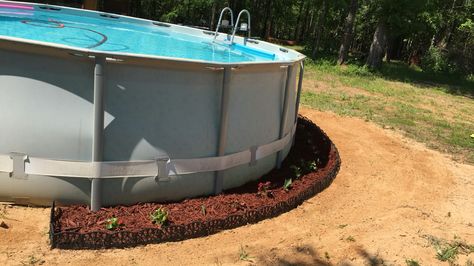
277,64,296,169
214,66,232,195
294,61,304,123
91,56,106,211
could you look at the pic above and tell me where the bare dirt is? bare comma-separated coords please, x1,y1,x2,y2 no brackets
1,108,473,266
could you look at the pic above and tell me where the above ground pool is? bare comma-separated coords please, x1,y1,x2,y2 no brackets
0,1,305,210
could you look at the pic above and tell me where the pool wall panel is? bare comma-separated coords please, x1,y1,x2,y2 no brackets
0,1,304,206
0,46,301,207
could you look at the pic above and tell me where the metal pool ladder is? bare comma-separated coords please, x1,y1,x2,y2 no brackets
230,10,251,44
214,8,252,45
213,7,234,41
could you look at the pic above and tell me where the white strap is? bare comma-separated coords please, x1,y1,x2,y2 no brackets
0,154,12,173
0,123,297,179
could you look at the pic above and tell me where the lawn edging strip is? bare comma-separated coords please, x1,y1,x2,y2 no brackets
49,116,341,249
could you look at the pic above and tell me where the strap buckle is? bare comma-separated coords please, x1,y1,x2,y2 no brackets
155,157,171,182
9,152,29,180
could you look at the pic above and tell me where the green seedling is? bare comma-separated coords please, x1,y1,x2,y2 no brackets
306,160,318,172
105,217,119,230
290,165,302,179
239,245,253,262
150,208,168,225
283,178,293,191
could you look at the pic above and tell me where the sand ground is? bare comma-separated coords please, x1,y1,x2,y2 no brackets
1,108,473,266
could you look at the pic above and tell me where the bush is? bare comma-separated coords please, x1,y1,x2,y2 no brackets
421,46,455,73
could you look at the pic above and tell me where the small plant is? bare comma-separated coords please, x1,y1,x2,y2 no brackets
290,165,302,179
105,217,119,230
346,236,356,242
324,251,330,260
306,160,318,172
26,255,44,265
150,208,168,225
436,245,458,262
283,178,293,191
405,259,420,266
338,224,348,229
239,245,253,262
257,181,272,197
300,159,317,174
423,235,474,263
201,204,206,215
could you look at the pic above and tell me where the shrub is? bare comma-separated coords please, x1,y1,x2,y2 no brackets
421,46,455,73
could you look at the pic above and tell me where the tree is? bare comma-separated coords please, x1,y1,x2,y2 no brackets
338,0,358,64
366,19,387,68
364,0,427,69
312,0,328,58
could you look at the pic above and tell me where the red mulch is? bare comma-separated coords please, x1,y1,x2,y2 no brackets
55,116,337,235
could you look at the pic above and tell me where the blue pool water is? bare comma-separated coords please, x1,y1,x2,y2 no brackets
0,4,276,63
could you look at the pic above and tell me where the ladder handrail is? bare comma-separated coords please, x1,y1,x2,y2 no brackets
230,9,251,44
213,7,234,41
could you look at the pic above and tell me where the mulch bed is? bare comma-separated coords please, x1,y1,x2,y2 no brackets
50,116,341,249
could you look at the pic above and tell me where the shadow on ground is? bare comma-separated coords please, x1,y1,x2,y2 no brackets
257,244,388,266
379,62,474,98
290,49,474,98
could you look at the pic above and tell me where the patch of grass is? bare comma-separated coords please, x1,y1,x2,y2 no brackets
405,259,420,266
422,235,474,263
22,255,44,265
238,245,253,262
301,59,474,163
346,236,356,242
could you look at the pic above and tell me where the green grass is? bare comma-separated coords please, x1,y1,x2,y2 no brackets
422,235,474,264
405,259,420,266
301,58,474,163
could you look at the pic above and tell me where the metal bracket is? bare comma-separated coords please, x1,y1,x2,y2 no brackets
9,153,29,180
155,158,171,182
249,146,258,166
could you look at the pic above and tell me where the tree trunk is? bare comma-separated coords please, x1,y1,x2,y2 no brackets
312,0,328,58
294,0,305,41
263,0,273,40
366,19,387,69
435,0,457,50
298,1,311,42
209,0,217,31
337,0,358,65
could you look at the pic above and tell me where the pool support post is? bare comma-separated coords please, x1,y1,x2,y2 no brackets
91,56,106,211
214,66,232,195
294,61,304,123
277,64,296,169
